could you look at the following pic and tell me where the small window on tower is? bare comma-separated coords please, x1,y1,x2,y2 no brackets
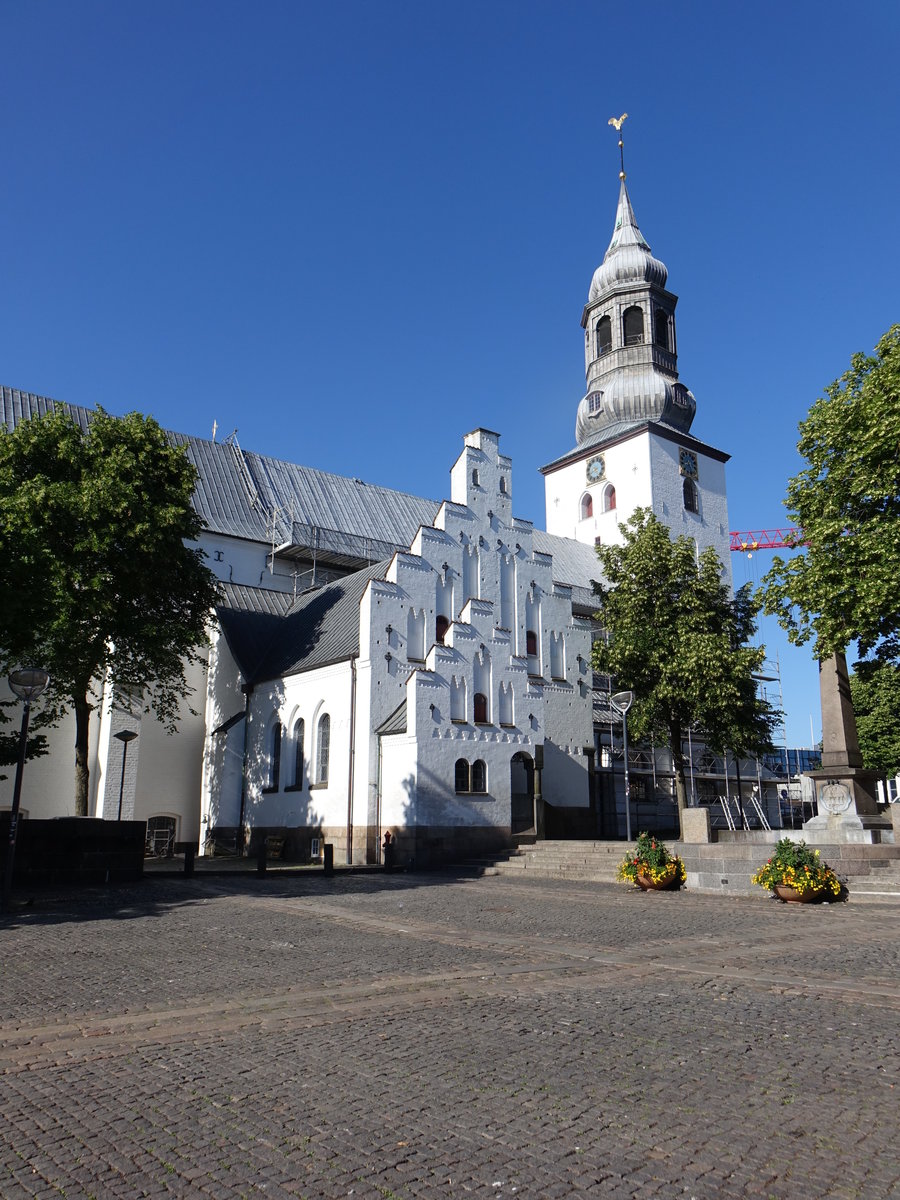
472,468,480,487
654,310,670,349
580,493,593,520
683,478,699,514
499,476,508,494
623,306,644,346
595,315,612,356
601,484,616,513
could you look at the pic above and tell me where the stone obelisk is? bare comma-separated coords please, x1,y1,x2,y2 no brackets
804,651,881,841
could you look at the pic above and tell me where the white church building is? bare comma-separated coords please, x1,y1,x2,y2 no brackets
1,171,739,865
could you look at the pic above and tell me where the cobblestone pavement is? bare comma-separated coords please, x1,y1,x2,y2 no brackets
1,872,898,1200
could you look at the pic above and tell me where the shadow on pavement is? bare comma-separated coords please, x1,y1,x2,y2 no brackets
0,865,482,928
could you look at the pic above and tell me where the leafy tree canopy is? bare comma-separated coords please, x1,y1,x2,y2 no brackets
0,406,220,812
849,661,900,780
762,325,900,666
592,509,779,829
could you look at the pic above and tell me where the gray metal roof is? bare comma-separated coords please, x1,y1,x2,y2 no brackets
3,386,604,615
175,433,441,548
2,386,101,433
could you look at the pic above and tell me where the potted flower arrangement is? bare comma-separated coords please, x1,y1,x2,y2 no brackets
616,831,686,891
751,838,844,902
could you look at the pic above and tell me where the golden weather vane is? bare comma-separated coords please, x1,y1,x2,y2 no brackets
608,112,628,179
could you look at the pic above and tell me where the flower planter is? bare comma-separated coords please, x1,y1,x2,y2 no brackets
636,865,680,891
773,883,825,904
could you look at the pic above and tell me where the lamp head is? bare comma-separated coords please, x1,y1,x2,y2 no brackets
8,668,50,702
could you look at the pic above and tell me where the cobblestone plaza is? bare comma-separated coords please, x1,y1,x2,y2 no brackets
1,872,898,1198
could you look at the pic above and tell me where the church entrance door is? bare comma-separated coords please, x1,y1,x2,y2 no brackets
510,752,535,835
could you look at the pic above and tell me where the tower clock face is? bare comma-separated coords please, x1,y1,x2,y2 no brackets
679,449,698,479
586,455,605,483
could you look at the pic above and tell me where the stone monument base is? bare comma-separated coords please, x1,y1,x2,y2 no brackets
803,767,888,844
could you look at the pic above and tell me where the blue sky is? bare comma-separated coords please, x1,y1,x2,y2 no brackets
2,1,898,748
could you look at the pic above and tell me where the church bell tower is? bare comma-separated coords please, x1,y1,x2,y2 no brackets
541,116,732,576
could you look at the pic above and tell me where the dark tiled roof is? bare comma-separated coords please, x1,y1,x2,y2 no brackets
223,561,390,685
376,700,408,736
216,584,295,679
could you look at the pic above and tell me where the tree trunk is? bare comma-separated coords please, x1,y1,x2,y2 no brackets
74,695,92,817
670,718,687,838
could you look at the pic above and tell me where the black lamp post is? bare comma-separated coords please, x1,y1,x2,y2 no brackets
3,667,50,913
610,690,634,842
114,730,139,821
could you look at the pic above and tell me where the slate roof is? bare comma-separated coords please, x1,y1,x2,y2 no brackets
376,700,408,736
215,583,296,680
218,561,390,685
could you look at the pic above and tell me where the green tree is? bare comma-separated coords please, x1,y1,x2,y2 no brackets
762,325,900,666
0,407,220,814
849,662,900,780
592,509,778,833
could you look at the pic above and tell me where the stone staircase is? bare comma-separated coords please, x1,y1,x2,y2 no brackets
467,839,627,884
843,855,900,903
462,838,900,902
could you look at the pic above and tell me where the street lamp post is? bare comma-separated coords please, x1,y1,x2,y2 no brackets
3,668,50,913
114,730,139,821
610,691,634,842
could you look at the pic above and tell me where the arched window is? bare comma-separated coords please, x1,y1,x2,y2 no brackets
595,315,612,356
601,484,617,513
683,478,699,514
471,760,487,793
580,493,593,520
526,628,540,676
623,306,644,346
654,309,669,349
435,615,449,645
499,476,508,494
455,759,470,794
292,718,304,788
316,713,330,784
266,721,282,791
474,692,488,724
471,468,479,487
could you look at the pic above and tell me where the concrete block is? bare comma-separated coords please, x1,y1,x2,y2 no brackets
681,807,711,843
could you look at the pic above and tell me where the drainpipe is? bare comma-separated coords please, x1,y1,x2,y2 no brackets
346,658,357,864
237,684,253,857
376,733,384,865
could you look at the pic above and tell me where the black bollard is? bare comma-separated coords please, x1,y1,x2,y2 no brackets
323,843,334,876
184,846,195,878
257,841,267,875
